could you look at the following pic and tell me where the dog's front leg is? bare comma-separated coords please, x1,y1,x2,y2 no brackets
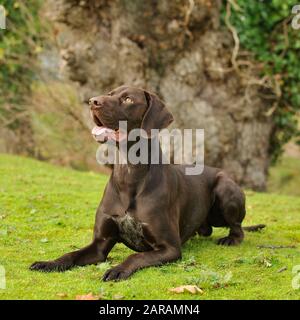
102,245,181,281
30,237,116,272
30,214,118,272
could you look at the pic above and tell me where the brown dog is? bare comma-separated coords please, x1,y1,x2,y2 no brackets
30,86,264,280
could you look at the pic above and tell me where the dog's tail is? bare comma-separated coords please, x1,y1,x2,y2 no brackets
243,224,266,232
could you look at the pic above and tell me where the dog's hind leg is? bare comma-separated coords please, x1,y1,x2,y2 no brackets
198,221,213,237
217,218,244,246
213,173,246,246
216,197,246,246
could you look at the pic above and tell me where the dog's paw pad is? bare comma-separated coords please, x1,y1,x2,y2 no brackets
102,267,131,281
217,237,240,246
30,261,70,272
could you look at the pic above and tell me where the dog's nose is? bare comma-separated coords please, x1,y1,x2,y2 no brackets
89,97,103,109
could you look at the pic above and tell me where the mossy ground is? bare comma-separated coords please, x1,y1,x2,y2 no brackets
0,155,299,300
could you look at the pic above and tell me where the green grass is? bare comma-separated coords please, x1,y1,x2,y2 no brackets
268,156,300,197
0,154,299,300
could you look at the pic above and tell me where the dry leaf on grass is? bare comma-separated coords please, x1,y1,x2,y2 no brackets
169,285,203,295
263,258,272,268
113,294,125,300
57,293,68,298
75,292,102,300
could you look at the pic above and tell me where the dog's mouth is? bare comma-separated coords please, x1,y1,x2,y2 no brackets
91,113,126,143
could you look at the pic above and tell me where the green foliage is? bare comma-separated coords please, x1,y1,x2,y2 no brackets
222,0,300,161
0,155,299,299
0,0,44,130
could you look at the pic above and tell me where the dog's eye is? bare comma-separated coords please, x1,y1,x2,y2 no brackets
123,97,133,104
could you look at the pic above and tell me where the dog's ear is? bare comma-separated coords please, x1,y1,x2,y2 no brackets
141,91,174,137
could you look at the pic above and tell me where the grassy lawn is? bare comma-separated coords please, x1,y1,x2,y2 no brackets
0,154,299,300
268,156,300,197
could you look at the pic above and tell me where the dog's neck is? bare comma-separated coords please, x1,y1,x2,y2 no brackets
113,135,163,187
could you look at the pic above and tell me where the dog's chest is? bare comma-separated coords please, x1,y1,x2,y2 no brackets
112,213,150,252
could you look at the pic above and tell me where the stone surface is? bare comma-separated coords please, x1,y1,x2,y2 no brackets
46,0,274,190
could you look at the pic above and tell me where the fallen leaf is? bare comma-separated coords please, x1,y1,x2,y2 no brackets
75,292,101,300
40,238,49,243
263,258,272,267
169,285,203,295
113,294,124,300
57,293,68,298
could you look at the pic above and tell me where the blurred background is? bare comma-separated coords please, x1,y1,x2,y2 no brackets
0,0,299,194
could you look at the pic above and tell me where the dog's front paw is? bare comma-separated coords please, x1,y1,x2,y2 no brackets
30,260,72,272
102,266,132,281
217,236,241,246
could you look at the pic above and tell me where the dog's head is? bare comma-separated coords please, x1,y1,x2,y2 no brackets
89,85,173,143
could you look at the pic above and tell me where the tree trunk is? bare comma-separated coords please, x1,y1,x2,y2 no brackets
47,0,274,190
